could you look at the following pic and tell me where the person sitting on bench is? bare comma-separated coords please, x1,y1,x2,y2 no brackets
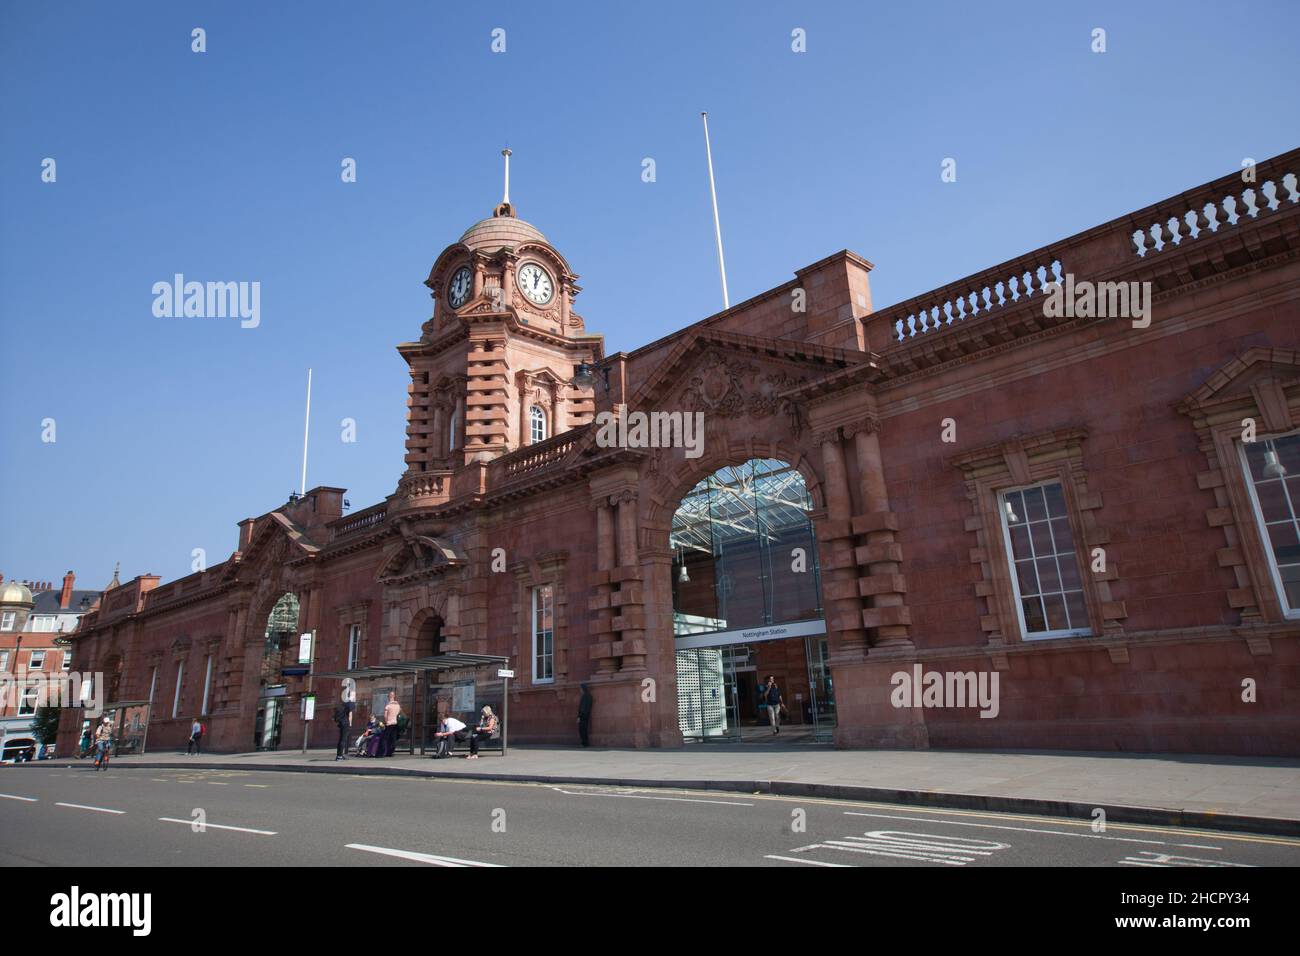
433,714,467,758
467,705,498,759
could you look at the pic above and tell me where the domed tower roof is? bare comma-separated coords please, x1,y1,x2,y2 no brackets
458,215,548,252
0,580,34,607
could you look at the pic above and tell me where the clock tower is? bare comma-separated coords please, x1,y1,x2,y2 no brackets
394,151,603,510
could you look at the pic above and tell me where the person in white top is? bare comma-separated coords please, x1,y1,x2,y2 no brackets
432,714,467,758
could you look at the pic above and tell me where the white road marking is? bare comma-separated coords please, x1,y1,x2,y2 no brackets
244,784,269,789
346,843,502,867
550,786,753,807
843,810,1220,850
0,793,38,802
784,830,1011,866
158,818,277,835
55,802,124,815
764,854,851,867
1117,851,1251,868
207,782,230,786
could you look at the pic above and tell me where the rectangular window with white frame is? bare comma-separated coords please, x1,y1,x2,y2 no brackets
18,684,39,716
61,650,71,671
29,650,45,670
532,584,555,684
1000,481,1090,639
1239,432,1300,618
348,623,361,670
201,655,213,716
0,650,8,672
1,612,14,631
172,660,184,718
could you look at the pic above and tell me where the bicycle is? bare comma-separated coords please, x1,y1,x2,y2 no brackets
93,741,112,771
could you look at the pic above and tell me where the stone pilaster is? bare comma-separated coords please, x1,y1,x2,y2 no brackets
816,427,869,661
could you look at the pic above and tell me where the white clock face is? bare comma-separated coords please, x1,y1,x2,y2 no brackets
517,262,554,305
448,266,473,309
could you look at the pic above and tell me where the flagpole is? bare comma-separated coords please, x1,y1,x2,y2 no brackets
300,368,312,495
701,111,730,310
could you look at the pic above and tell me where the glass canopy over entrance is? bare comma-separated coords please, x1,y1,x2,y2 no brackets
670,459,833,741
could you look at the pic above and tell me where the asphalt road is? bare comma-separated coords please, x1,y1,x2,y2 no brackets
2,765,1298,867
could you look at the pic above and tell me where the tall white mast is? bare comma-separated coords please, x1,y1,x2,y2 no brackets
300,368,312,495
701,112,730,310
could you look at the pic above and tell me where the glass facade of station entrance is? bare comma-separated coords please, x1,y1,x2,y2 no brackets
670,459,834,740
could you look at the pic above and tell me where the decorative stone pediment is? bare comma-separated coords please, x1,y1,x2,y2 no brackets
376,519,467,585
1177,347,1300,432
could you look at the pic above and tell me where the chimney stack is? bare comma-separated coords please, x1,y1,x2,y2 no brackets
60,571,75,609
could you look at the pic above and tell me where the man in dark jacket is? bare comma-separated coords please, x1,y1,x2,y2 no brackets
577,683,593,747
333,696,354,760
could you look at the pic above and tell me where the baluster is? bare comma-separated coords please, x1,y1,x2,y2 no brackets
905,314,916,338
967,291,979,316
1202,202,1220,232
1132,230,1147,257
1167,215,1183,245
982,285,994,312
895,318,904,342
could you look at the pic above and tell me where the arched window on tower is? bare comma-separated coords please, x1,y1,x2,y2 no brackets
448,409,458,452
530,405,548,444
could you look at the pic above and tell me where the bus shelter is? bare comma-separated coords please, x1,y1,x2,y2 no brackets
317,653,511,756
99,700,153,755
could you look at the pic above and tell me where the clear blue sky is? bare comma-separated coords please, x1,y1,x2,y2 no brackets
2,0,1297,588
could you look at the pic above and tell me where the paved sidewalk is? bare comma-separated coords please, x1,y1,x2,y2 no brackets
29,744,1300,836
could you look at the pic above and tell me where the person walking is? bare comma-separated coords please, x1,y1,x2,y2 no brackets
381,692,402,757
187,717,204,754
577,683,593,747
763,675,786,735
333,695,354,761
93,717,114,770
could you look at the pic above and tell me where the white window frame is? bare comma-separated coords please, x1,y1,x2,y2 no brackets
28,650,45,670
0,650,8,672
17,684,39,716
1,612,14,631
61,650,71,671
348,623,361,670
200,655,213,716
998,479,1091,641
171,660,184,718
1238,432,1300,620
531,584,555,684
530,405,548,444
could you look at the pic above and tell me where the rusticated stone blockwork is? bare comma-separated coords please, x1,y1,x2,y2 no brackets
59,152,1300,757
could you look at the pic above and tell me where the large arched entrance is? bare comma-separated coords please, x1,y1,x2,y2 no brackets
254,592,299,750
670,458,834,741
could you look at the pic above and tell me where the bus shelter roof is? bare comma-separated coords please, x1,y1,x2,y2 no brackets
316,653,509,681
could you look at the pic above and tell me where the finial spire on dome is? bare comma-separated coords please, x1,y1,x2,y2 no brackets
493,148,516,219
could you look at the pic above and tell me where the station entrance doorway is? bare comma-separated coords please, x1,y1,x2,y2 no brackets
670,459,835,742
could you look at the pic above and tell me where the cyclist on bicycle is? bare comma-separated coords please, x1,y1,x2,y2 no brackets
93,717,114,770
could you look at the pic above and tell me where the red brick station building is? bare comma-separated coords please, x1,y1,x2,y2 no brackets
58,150,1300,757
